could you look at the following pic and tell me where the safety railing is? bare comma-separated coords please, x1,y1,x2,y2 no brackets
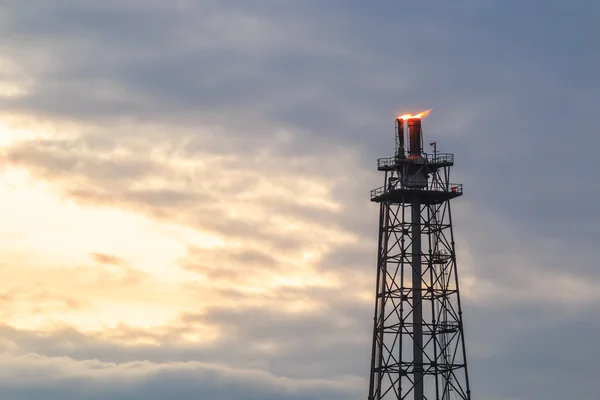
377,153,454,169
370,185,387,199
370,182,463,200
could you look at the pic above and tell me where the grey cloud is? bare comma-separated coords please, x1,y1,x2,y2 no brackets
4,137,161,185
3,293,600,399
3,0,598,245
466,303,600,400
1,1,600,399
0,291,374,381
181,246,280,283
0,352,360,400
316,243,377,272
2,129,366,255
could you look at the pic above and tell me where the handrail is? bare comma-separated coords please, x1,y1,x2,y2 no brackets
377,153,454,169
370,182,463,200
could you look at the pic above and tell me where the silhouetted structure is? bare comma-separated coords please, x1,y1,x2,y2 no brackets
368,112,471,400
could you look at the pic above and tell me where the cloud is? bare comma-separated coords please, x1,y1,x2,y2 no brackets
0,0,600,399
90,253,129,267
0,294,372,381
0,351,361,400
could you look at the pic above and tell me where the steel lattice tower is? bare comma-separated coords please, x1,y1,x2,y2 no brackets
367,112,472,400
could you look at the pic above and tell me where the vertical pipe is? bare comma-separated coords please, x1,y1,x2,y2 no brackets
397,118,406,159
407,118,423,157
412,200,424,400
399,201,407,398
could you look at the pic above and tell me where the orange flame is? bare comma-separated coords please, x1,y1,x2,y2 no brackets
397,109,431,120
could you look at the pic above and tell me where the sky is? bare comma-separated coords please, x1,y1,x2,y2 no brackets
0,1,599,399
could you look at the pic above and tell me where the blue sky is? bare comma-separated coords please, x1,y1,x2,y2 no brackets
0,1,599,399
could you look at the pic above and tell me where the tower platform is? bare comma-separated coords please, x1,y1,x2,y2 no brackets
377,152,454,171
370,184,463,204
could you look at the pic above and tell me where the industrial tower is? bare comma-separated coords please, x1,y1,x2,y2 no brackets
368,111,471,400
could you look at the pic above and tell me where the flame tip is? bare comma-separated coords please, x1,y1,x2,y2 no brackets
397,109,432,120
